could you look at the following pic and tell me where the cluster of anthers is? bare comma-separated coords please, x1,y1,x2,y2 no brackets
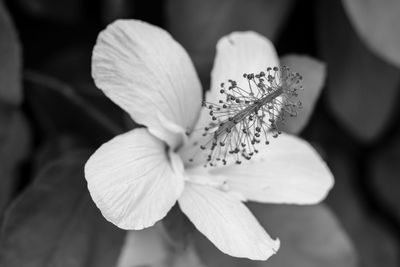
190,66,303,167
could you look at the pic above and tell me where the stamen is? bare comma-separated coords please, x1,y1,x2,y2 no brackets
197,66,302,167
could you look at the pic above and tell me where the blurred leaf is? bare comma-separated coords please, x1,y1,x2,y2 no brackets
342,0,400,68
371,133,400,225
38,47,92,88
327,149,398,267
172,245,205,267
0,149,125,267
194,204,357,267
167,0,295,85
162,204,193,250
317,0,400,142
16,0,83,24
280,55,326,134
24,71,123,146
38,47,125,125
117,225,205,267
0,1,22,105
117,226,172,267
101,0,134,25
32,135,87,176
0,108,31,218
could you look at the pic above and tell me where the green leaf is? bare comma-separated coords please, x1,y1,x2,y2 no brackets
317,0,400,142
280,55,326,134
193,204,357,267
166,0,295,85
0,108,31,218
0,149,125,267
342,0,400,68
0,1,22,105
24,71,124,146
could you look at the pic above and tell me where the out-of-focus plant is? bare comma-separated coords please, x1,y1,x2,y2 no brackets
317,0,400,143
0,0,31,220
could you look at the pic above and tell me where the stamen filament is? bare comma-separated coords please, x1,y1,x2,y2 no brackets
191,66,303,167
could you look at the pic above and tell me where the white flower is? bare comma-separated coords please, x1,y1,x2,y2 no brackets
84,19,334,261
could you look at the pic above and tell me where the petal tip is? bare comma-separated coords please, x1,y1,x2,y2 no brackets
254,236,281,261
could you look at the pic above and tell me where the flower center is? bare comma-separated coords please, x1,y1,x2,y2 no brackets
193,66,302,167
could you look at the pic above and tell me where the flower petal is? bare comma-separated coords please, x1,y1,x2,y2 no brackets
178,182,280,260
85,128,184,230
181,32,281,167
279,55,326,134
209,31,279,104
192,204,357,267
92,20,202,149
209,133,334,204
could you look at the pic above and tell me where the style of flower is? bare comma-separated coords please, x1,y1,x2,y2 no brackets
85,19,334,261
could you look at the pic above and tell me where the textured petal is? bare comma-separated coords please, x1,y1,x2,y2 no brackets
85,128,184,230
181,32,281,167
209,133,334,204
178,182,280,260
209,31,279,104
92,20,202,149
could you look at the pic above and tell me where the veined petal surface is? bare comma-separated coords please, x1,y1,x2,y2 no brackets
92,20,202,149
85,128,184,230
208,31,280,104
209,133,334,204
179,182,280,260
183,32,281,167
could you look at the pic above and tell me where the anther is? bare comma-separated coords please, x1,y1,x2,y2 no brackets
198,65,303,167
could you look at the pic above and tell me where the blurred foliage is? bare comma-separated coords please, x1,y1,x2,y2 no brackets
0,0,400,266
371,130,400,224
167,0,295,87
0,0,21,105
342,0,400,68
24,71,123,145
326,147,399,267
0,109,30,218
0,148,125,266
15,0,84,24
317,0,400,142
0,0,31,220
